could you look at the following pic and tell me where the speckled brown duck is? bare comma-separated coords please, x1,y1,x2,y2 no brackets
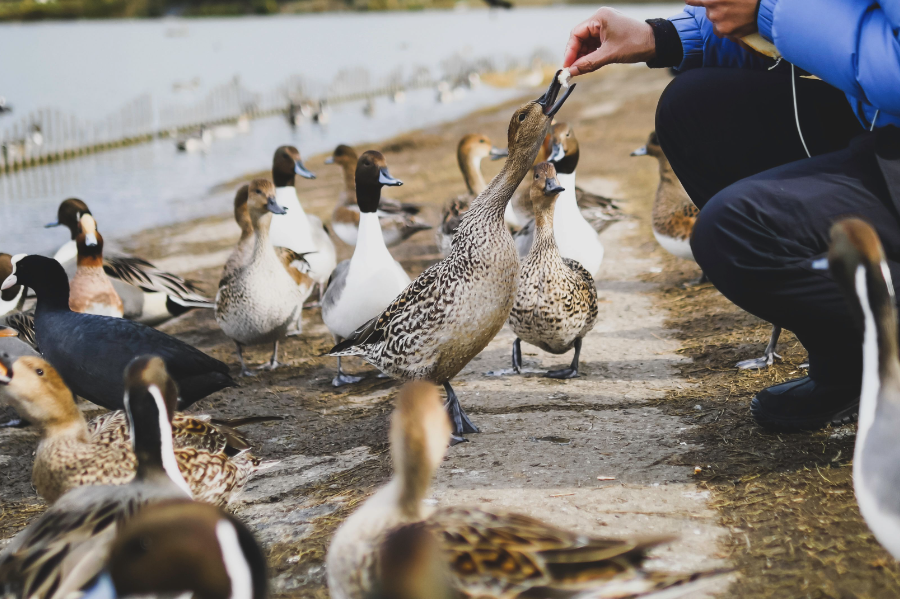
330,74,575,442
508,162,598,379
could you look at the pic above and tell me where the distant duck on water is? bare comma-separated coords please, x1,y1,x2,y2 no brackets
176,125,212,152
329,74,575,442
322,151,411,387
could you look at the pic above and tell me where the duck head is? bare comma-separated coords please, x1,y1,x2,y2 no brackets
1,254,70,309
506,71,575,172
530,162,565,217
272,146,315,187
0,354,83,436
76,214,104,266
87,499,268,599
233,185,252,237
355,151,402,214
46,198,91,240
245,179,283,233
0,253,21,302
325,144,358,168
631,131,662,159
546,122,579,175
390,381,451,519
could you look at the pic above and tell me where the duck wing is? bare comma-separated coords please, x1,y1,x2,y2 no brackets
4,310,37,350
103,256,213,308
439,196,470,237
575,188,627,234
378,196,424,216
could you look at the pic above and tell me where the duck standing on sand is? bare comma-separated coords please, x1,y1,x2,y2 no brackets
327,382,727,599
330,75,575,442
1,254,234,411
436,134,508,257
68,214,124,318
322,152,411,387
269,145,336,296
217,180,306,376
508,163,598,379
326,144,431,247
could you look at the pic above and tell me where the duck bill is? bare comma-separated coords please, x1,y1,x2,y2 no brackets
544,178,565,195
536,70,576,117
266,197,288,215
378,168,403,187
80,571,117,599
44,220,60,228
324,156,335,165
631,146,648,157
0,326,17,338
0,356,12,385
85,233,98,247
489,147,509,161
294,161,316,179
548,142,565,163
1,274,16,291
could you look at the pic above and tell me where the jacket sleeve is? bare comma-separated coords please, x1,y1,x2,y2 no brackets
669,6,772,71
758,0,900,114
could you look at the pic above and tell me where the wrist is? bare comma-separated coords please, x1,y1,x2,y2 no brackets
645,18,683,69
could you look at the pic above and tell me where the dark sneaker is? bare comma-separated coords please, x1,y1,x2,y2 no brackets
750,376,859,432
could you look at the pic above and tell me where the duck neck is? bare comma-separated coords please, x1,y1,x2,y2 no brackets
251,213,276,262
465,143,541,227
460,155,487,196
341,162,357,200
42,394,90,442
34,264,72,313
553,172,580,221
531,202,562,260
130,388,192,497
395,465,431,520
352,212,390,265
657,156,683,196
275,186,308,218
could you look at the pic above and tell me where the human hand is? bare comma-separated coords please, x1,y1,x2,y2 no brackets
562,7,656,77
685,0,759,39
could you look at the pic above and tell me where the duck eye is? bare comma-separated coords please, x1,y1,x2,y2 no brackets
518,113,526,122
36,369,44,376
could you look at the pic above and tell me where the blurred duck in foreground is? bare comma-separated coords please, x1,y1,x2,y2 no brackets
47,198,214,325
0,354,264,505
217,180,307,375
828,218,900,559
268,145,336,297
81,500,268,599
508,163,598,379
1,254,234,411
514,123,605,278
327,382,728,599
436,133,508,257
0,357,192,599
329,75,574,442
326,144,431,247
322,151,411,387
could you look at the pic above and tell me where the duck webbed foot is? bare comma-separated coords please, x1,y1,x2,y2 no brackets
235,342,257,377
736,325,782,370
332,357,364,387
443,382,479,436
512,338,523,374
545,338,582,379
256,341,282,371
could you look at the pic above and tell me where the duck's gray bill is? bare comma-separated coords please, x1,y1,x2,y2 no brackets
294,161,316,179
266,197,288,215
379,168,403,186
45,221,60,228
548,143,565,163
544,178,565,195
490,147,509,160
630,146,648,157
324,156,335,164
81,572,117,599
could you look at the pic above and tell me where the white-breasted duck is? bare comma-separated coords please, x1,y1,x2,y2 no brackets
327,382,728,599
329,74,575,442
47,198,214,325
322,151,411,387
216,180,307,376
269,145,337,296
0,356,193,599
81,499,268,599
828,218,900,559
0,354,259,505
435,134,508,257
514,122,605,278
326,144,431,248
508,163,598,379
69,214,124,318
176,125,212,152
0,253,27,317
0,253,36,351
1,254,235,411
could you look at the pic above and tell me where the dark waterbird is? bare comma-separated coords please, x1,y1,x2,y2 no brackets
0,255,235,411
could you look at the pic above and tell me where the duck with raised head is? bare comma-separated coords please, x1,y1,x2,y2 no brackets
509,162,598,379
269,145,336,295
69,213,124,318
330,74,575,442
435,134,508,257
326,144,431,248
0,354,262,505
0,254,234,411
327,381,728,599
81,499,269,599
0,356,193,599
217,180,307,376
322,151,411,387
827,218,900,559
514,122,604,278
47,198,214,325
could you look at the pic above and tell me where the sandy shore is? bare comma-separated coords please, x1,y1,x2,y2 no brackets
2,65,898,598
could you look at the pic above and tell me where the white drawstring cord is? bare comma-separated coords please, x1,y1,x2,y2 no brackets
870,109,880,132
791,63,812,158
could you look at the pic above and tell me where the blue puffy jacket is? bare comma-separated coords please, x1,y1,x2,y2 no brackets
668,0,900,130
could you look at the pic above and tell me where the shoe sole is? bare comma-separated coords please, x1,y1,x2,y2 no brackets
750,397,859,432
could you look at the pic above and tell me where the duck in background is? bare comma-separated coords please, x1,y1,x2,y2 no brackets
1,254,234,411
0,356,193,599
326,144,431,247
47,198,214,325
514,123,605,278
176,125,212,152
322,151,411,387
508,163,598,379
0,253,27,317
81,500,268,599
0,253,35,349
0,354,258,506
68,213,124,318
217,180,306,376
330,75,574,442
269,145,336,298
435,133,508,256
327,382,727,599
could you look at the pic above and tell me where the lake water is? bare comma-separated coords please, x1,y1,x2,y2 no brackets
0,4,680,255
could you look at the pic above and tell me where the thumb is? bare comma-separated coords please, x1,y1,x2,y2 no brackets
569,48,614,76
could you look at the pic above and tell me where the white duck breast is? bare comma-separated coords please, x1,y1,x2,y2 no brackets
324,213,411,339
653,230,695,261
552,172,604,277
269,186,336,285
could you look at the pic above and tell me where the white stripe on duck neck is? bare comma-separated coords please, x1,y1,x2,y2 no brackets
268,186,316,254
216,520,254,599
53,239,77,264
856,264,880,448
552,171,604,276
146,385,193,497
0,285,23,316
